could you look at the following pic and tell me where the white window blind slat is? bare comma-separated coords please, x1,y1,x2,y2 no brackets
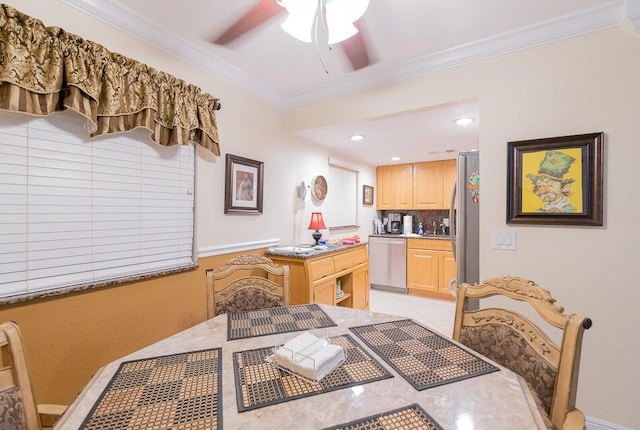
1,280,26,295
29,238,92,251
326,163,358,228
0,111,195,298
0,223,26,235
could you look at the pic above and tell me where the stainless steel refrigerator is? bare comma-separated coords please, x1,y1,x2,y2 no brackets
448,150,480,297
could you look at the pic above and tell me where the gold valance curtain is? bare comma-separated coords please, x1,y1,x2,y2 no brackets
0,4,220,155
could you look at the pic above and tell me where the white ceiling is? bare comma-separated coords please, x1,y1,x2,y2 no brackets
60,0,637,165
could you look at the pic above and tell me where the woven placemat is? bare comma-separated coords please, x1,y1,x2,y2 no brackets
227,303,337,340
350,319,499,390
80,348,222,430
233,334,393,412
323,404,444,430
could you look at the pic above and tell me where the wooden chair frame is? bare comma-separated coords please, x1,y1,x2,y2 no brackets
206,254,290,318
452,276,591,430
1,321,66,430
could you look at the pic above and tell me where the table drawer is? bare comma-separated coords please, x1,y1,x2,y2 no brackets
333,252,354,272
308,257,335,280
351,247,368,265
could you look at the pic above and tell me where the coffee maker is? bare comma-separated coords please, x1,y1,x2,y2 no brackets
388,213,402,234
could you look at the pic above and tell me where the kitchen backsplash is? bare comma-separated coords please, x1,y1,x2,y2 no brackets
380,210,451,235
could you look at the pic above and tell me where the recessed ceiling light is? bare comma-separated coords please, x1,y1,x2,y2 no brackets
391,156,400,161
453,117,475,126
350,134,364,141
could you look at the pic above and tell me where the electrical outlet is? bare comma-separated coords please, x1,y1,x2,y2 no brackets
492,229,517,250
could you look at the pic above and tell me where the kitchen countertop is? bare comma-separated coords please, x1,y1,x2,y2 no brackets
265,242,367,259
369,233,451,240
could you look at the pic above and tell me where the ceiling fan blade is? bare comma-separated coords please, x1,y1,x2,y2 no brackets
340,21,370,70
214,0,284,45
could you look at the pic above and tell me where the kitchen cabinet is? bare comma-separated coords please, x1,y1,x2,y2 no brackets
441,159,457,209
406,239,456,300
438,250,456,295
267,244,369,310
376,164,413,210
413,160,457,210
407,248,439,293
413,162,441,209
377,160,456,210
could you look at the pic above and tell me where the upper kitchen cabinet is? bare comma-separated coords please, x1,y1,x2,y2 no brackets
377,160,456,210
413,162,441,209
413,159,458,210
441,159,457,209
376,164,413,210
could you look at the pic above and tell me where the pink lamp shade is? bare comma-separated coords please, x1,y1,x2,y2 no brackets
308,212,327,230
308,212,327,245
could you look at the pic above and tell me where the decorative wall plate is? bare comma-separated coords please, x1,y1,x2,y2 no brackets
312,175,327,201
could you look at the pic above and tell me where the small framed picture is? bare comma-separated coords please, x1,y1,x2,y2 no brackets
363,185,374,205
506,132,603,226
224,154,263,214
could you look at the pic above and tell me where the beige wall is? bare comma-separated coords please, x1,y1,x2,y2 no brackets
0,0,377,406
289,28,640,428
4,1,639,427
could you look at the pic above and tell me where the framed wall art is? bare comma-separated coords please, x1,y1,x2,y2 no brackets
224,154,263,214
363,185,374,205
506,132,603,226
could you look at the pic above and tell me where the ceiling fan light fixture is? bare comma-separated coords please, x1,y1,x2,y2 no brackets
279,0,370,44
326,0,369,44
332,0,370,21
279,0,318,43
326,18,358,44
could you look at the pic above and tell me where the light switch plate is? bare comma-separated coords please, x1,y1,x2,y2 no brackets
492,229,517,250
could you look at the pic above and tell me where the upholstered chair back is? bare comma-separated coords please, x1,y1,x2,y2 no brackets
0,321,41,430
207,255,290,318
452,276,591,430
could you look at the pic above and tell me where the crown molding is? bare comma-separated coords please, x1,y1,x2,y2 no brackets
286,0,627,107
60,0,629,110
624,0,640,32
58,0,288,109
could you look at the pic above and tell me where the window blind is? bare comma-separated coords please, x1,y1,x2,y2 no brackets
0,112,195,299
326,163,358,228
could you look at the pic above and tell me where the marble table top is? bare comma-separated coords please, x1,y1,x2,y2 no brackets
54,305,547,430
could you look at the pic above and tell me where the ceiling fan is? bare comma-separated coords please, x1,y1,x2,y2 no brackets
212,0,372,70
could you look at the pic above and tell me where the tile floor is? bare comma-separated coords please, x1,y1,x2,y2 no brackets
368,289,456,338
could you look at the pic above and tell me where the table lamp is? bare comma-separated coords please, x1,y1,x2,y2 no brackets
308,212,327,245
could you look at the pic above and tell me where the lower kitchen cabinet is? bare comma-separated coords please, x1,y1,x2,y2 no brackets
267,244,370,310
350,267,369,309
314,279,337,305
406,239,456,300
438,251,456,295
407,249,439,293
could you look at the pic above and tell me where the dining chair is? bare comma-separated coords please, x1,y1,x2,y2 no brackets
207,254,290,318
452,276,592,430
0,321,67,430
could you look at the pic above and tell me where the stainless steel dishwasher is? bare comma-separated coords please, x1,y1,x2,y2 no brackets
368,236,407,293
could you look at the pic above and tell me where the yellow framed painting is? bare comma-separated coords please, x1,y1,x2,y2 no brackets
507,133,603,226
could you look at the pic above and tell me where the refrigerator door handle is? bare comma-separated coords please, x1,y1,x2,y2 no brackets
449,181,457,260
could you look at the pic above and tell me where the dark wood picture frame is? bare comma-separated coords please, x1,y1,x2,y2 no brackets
224,154,263,214
507,132,603,226
363,185,374,205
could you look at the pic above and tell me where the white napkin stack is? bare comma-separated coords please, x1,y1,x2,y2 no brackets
274,332,345,381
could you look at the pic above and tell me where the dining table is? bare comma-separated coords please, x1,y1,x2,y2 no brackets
54,304,548,429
